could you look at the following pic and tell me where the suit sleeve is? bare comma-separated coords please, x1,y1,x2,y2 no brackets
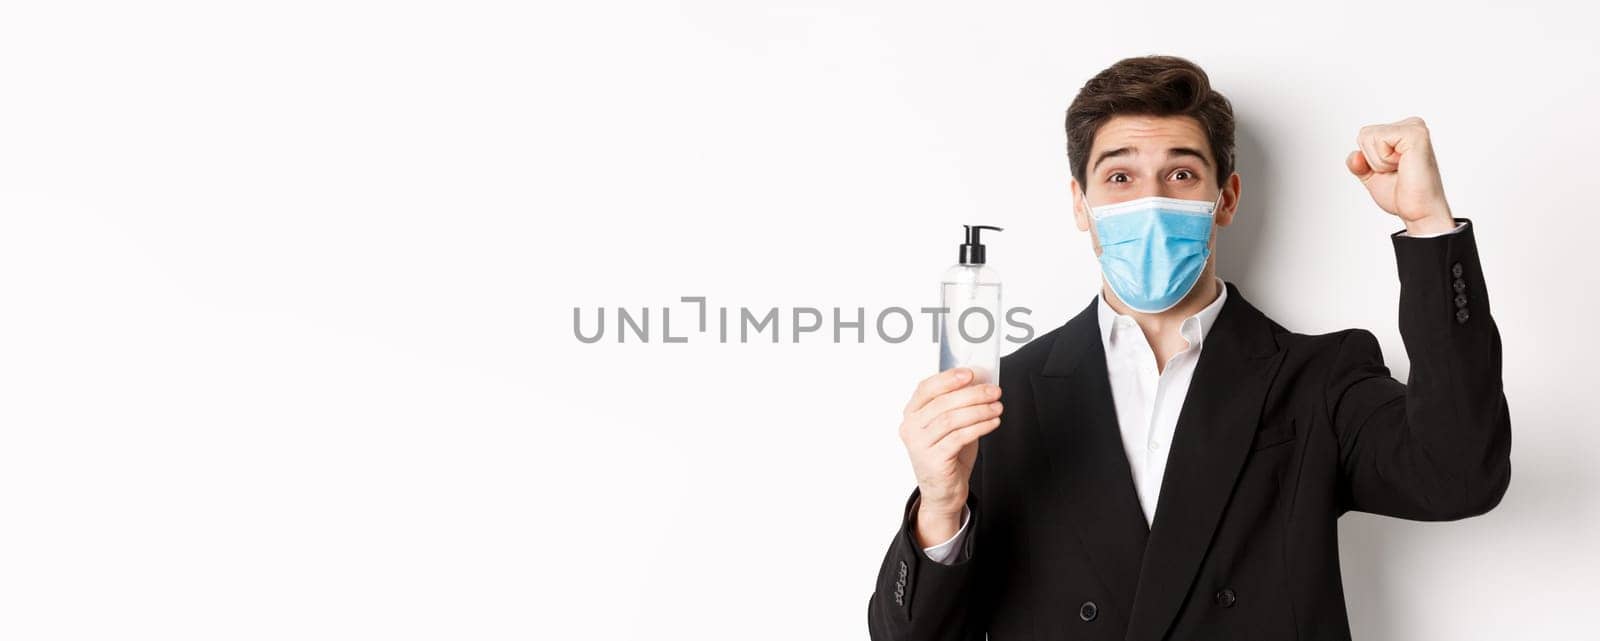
1325,217,1513,520
867,446,987,641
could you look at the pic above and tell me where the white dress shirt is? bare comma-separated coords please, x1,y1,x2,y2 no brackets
917,220,1468,565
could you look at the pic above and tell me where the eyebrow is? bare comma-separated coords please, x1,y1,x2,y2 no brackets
1091,146,1213,172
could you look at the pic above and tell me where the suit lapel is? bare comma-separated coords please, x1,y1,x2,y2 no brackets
1123,282,1286,641
1030,298,1150,626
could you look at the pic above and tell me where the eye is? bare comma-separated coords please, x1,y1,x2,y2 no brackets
1108,172,1130,184
1170,169,1195,181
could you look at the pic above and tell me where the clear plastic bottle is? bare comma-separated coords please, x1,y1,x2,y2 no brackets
939,225,1003,386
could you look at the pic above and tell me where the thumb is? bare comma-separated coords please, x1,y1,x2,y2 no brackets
1345,150,1374,183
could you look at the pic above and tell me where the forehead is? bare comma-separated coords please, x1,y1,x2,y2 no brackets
1089,114,1209,157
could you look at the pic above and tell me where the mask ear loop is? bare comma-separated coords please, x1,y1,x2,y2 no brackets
1205,186,1226,285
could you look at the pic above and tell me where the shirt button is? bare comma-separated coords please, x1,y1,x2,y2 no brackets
1150,440,1163,451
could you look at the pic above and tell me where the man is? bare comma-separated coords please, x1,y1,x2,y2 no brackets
867,55,1511,641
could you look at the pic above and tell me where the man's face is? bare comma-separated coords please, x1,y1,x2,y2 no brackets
1072,114,1241,257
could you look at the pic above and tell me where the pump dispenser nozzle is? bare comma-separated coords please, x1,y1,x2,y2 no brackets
959,225,1004,265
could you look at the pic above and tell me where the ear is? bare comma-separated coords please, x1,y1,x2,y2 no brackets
1215,172,1242,227
1071,178,1090,232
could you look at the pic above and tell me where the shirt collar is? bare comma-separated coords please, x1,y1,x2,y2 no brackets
1096,276,1228,353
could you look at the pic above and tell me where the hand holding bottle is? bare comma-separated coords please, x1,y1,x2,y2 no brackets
898,367,1004,547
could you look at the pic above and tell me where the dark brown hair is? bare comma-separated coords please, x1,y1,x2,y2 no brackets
1065,55,1236,189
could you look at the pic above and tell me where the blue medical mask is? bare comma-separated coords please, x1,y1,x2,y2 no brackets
1081,191,1224,314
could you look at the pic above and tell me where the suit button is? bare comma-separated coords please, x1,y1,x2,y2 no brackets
1456,308,1471,324
1079,600,1098,622
1452,262,1464,277
1454,294,1469,308
1215,587,1237,608
1453,278,1468,293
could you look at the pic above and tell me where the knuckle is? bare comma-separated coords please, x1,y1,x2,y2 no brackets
944,432,968,451
954,409,976,427
955,408,975,426
954,408,975,426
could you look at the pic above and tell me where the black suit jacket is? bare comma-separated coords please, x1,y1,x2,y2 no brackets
868,218,1512,641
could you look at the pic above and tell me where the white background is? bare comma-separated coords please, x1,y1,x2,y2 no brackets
2,1,1597,639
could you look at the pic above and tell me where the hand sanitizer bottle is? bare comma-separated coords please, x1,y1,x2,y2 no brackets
939,225,1004,385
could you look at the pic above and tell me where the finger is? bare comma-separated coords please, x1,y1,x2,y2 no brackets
1345,150,1373,182
1377,133,1403,167
1395,120,1435,167
1357,128,1397,173
914,383,1001,428
904,367,973,415
918,401,1004,447
931,416,1003,459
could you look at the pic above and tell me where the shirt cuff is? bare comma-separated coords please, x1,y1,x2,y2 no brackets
1400,220,1468,238
921,502,972,565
